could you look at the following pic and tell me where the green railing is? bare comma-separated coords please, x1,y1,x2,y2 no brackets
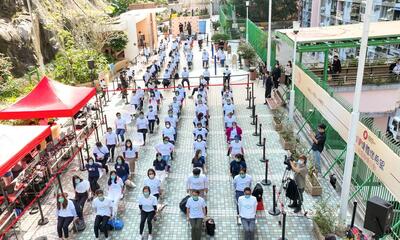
247,19,267,62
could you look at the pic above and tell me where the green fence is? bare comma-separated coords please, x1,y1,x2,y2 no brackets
294,64,400,239
247,19,267,62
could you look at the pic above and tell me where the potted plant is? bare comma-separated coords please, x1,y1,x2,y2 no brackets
271,108,285,132
305,163,323,196
313,198,338,240
280,123,296,151
211,33,230,50
237,42,256,67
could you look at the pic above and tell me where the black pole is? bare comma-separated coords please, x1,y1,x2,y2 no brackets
256,124,263,146
56,174,64,195
251,82,255,108
84,138,90,160
37,196,49,226
350,201,357,228
278,212,288,240
261,159,271,185
260,138,267,162
104,114,109,130
269,185,281,216
250,104,256,119
95,123,100,142
125,93,129,105
252,115,258,130
79,148,85,171
247,91,252,109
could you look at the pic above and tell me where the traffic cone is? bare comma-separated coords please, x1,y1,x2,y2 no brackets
256,198,265,211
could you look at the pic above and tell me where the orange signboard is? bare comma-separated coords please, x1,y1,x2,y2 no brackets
294,65,400,201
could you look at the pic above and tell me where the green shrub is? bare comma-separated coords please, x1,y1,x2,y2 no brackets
237,42,256,60
313,198,338,236
211,33,230,42
105,32,128,52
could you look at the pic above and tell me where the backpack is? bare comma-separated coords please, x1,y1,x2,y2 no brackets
205,218,216,236
252,183,264,202
345,226,368,240
108,218,124,230
179,195,190,213
73,219,86,232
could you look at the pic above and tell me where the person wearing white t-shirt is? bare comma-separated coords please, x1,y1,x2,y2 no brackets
228,136,244,157
72,175,90,220
155,137,175,170
224,112,236,129
223,99,235,116
193,135,207,158
187,50,193,69
146,105,158,134
138,186,158,240
164,110,178,129
195,101,209,117
136,111,149,145
238,187,257,239
130,90,141,112
217,49,226,67
223,65,232,85
56,193,77,239
115,112,127,142
202,49,209,68
105,127,118,161
172,97,182,118
93,142,109,173
193,113,207,128
162,121,176,143
177,84,186,101
136,87,145,109
203,67,210,85
143,169,161,199
181,66,190,90
123,139,138,176
186,190,207,240
186,168,208,197
233,169,253,220
92,190,113,239
107,171,124,215
193,123,208,140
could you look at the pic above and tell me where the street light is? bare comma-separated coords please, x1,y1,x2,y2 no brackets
339,0,373,224
246,1,250,42
87,59,95,87
288,21,300,121
266,0,272,71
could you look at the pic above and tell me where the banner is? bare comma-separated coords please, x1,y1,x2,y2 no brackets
294,65,400,201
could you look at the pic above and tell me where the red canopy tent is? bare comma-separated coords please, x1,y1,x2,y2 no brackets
0,76,96,120
0,125,51,176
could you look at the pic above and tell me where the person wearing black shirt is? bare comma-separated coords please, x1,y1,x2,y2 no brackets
310,124,327,175
229,154,247,179
271,63,281,89
332,56,341,74
263,71,273,104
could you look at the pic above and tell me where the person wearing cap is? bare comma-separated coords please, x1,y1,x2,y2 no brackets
181,66,190,90
309,123,326,175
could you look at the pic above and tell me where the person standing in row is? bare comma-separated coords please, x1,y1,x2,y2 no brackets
272,63,281,89
138,186,157,240
56,193,77,240
92,189,113,240
136,111,149,146
146,105,158,134
86,158,103,200
123,139,138,177
202,49,209,68
238,187,257,240
93,142,109,174
105,127,118,162
289,155,308,213
72,175,90,221
181,66,190,90
186,168,208,198
143,168,162,199
155,137,175,172
115,156,130,183
230,154,247,178
107,171,124,215
186,190,207,240
284,61,292,86
115,112,127,142
153,153,168,183
264,71,273,103
233,168,252,225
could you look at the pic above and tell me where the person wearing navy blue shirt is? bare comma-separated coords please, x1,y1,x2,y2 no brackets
229,154,247,179
114,156,130,183
85,157,103,199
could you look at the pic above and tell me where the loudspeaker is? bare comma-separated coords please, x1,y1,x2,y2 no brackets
87,60,95,70
364,196,393,236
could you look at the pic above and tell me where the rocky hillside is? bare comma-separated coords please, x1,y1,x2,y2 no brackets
0,0,109,77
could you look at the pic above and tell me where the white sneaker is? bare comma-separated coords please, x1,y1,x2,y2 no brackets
237,216,242,225
138,235,143,240
148,235,153,240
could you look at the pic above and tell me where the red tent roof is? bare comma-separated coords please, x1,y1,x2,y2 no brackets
0,125,51,176
0,76,96,120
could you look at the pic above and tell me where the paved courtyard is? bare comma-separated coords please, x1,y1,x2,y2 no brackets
10,22,343,240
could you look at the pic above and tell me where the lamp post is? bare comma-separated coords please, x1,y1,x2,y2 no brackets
209,0,213,18
266,0,272,71
288,21,299,121
246,1,250,42
87,59,95,87
339,0,373,224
